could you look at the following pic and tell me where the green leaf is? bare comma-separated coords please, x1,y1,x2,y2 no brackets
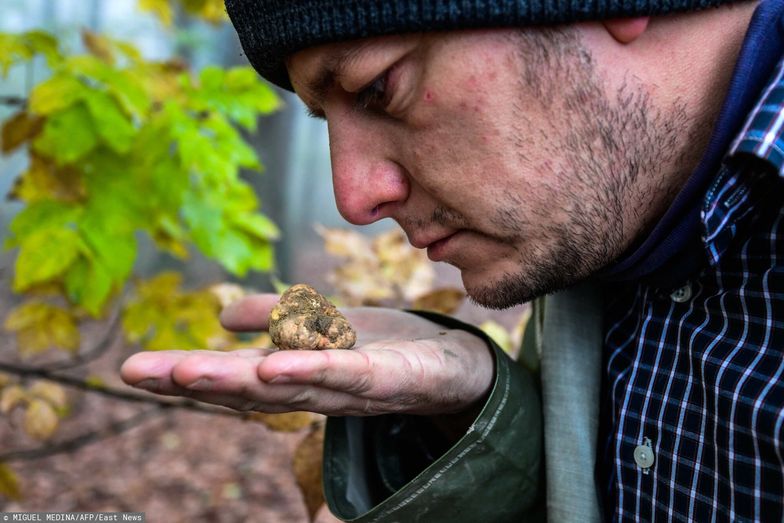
84,90,136,153
6,200,81,249
192,66,281,131
199,66,224,90
33,103,98,165
13,226,81,292
0,30,60,76
103,70,150,117
29,73,86,115
252,241,275,272
64,257,113,316
80,224,137,283
21,30,61,67
232,212,280,241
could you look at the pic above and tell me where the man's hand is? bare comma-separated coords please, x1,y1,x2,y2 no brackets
120,294,494,418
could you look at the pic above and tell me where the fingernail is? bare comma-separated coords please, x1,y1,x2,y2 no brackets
267,374,291,384
133,379,159,391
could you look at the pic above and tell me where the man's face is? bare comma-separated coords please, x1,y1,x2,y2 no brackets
287,27,691,308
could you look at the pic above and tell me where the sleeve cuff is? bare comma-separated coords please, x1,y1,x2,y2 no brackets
323,312,543,522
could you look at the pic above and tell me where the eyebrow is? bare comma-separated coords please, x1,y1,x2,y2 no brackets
301,44,372,120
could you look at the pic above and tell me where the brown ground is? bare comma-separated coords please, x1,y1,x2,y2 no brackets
0,315,340,523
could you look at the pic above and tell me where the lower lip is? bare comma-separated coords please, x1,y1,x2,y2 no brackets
427,232,460,261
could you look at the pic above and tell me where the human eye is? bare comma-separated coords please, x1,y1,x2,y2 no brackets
354,71,390,112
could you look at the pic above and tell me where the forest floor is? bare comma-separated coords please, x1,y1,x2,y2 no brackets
0,325,340,523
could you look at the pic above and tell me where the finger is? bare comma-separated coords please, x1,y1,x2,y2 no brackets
120,350,193,396
120,349,273,394
177,386,399,416
220,294,280,331
165,352,357,413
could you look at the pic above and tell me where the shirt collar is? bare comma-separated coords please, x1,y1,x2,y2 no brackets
728,56,784,174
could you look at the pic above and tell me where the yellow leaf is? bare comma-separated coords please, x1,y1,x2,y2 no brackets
209,282,245,308
224,332,272,351
84,375,106,389
293,424,326,522
412,288,466,315
28,380,68,409
316,225,374,261
479,320,514,353
330,263,394,306
81,29,114,64
0,385,27,414
0,463,22,501
28,73,85,115
5,302,81,355
182,0,228,23
9,154,85,204
5,302,48,330
139,0,174,26
397,262,436,303
137,271,183,299
23,398,59,440
124,273,230,351
374,228,435,301
248,411,315,432
1,111,44,153
0,372,13,388
269,275,291,295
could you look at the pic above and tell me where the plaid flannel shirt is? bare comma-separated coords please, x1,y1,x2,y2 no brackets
600,52,784,522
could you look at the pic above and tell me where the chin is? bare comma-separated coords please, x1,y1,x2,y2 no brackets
460,268,535,310
461,262,585,310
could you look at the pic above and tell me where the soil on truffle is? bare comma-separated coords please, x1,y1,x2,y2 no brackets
268,284,356,351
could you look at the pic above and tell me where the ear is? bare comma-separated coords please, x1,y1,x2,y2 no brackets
602,17,650,44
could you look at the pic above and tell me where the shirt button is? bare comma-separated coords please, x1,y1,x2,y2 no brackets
670,283,692,303
634,437,655,472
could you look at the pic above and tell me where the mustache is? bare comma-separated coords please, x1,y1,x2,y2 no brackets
399,205,469,230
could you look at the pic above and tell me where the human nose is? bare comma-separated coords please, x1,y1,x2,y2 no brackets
327,116,409,225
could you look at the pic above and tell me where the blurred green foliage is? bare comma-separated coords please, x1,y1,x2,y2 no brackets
1,25,280,355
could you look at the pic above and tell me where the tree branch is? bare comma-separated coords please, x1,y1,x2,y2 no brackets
0,95,26,107
0,360,252,420
0,406,164,462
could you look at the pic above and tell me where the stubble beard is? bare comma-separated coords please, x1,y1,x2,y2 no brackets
467,28,690,309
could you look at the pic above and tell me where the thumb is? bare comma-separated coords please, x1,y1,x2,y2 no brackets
220,294,280,331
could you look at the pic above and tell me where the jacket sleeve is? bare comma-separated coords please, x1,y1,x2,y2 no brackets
322,310,544,523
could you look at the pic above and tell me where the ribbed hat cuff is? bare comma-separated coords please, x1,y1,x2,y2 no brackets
225,0,739,91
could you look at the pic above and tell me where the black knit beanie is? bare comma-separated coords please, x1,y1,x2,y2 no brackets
225,0,739,91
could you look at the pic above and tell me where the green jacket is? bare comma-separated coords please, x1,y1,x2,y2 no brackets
323,284,605,522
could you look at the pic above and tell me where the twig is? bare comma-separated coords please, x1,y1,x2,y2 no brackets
0,360,251,420
0,95,26,107
0,406,164,462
